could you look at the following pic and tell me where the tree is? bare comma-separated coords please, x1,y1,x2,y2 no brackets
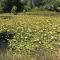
0,0,25,12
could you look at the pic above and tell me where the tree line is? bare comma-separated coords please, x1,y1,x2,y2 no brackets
0,0,60,13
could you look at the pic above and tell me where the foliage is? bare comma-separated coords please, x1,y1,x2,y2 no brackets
0,0,60,12
11,6,17,15
0,12,60,60
0,12,60,52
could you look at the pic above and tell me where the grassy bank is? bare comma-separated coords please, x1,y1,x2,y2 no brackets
0,12,60,60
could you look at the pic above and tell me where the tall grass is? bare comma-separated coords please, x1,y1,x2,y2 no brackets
0,49,60,60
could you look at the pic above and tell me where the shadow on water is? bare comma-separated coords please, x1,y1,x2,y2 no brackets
0,32,15,52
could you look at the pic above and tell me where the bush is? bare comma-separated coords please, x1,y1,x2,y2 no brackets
55,7,60,12
23,6,31,12
53,1,60,12
11,6,17,15
46,5,55,11
0,1,4,13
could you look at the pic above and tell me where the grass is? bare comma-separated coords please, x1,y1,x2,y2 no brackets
0,11,60,60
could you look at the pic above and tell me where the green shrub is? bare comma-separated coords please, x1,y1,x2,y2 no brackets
23,6,31,12
11,6,17,15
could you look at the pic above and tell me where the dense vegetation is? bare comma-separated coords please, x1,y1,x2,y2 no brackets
0,0,60,60
0,12,60,60
0,0,60,13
